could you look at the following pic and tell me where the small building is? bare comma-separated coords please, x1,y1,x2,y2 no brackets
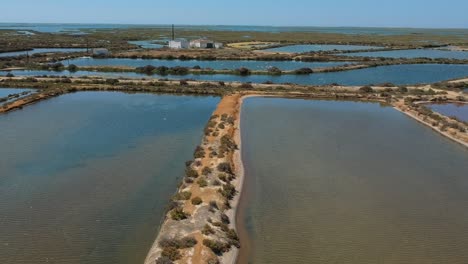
190,39,214,49
214,42,223,49
169,39,189,49
92,48,110,56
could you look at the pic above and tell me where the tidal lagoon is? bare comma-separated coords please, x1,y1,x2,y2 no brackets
240,97,468,264
0,92,219,264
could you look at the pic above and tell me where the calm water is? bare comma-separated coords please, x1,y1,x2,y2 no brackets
343,49,468,60
62,57,353,71
241,98,468,264
0,88,33,97
264,44,382,53
428,103,468,122
1,23,467,36
0,92,219,264
128,41,164,49
3,64,468,86
0,48,86,58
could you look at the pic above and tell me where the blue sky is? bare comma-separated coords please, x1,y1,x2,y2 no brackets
1,0,467,28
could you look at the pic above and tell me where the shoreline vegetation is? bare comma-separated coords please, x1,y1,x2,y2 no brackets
1,75,467,264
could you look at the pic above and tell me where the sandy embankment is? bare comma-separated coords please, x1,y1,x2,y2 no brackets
220,94,260,264
394,105,468,148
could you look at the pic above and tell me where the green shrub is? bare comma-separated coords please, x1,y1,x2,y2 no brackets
173,191,192,201
217,162,232,174
220,213,230,224
68,64,78,72
219,183,236,200
235,67,251,76
202,224,215,235
209,201,218,211
105,79,119,85
179,236,198,248
170,208,189,220
218,174,227,182
186,168,199,178
398,86,408,93
202,167,213,176
359,86,374,93
191,197,203,205
197,178,208,187
203,239,231,255
294,67,313,74
268,66,282,75
161,247,181,261
194,146,205,159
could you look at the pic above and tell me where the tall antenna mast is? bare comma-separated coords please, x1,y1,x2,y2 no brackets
172,24,175,40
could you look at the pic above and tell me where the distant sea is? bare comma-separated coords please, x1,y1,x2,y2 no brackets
0,23,467,37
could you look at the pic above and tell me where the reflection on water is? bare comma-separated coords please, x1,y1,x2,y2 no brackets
62,57,352,71
0,92,219,264
3,64,468,86
241,98,468,264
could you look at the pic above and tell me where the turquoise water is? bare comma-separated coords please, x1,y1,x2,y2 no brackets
62,57,353,71
0,92,219,264
343,49,468,60
3,64,468,85
128,40,164,49
264,44,382,53
0,48,86,58
428,103,468,122
241,98,468,264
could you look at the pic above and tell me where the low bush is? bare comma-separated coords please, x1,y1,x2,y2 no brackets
219,183,236,200
267,66,282,75
235,67,251,76
186,168,199,178
173,191,192,201
191,197,203,205
202,166,213,176
161,247,181,261
203,239,231,255
194,146,205,159
359,86,374,93
202,224,215,235
170,208,189,220
220,213,230,224
217,162,232,174
105,79,119,85
294,67,313,74
197,178,208,187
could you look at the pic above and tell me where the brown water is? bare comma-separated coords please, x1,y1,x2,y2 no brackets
240,98,468,264
0,92,219,264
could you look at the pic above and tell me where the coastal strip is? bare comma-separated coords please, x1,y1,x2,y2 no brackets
394,104,468,148
144,94,244,264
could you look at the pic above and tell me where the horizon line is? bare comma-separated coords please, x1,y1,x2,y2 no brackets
0,21,467,30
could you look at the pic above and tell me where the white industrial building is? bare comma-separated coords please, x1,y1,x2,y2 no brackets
92,48,110,56
169,39,189,49
168,25,223,49
189,39,223,49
